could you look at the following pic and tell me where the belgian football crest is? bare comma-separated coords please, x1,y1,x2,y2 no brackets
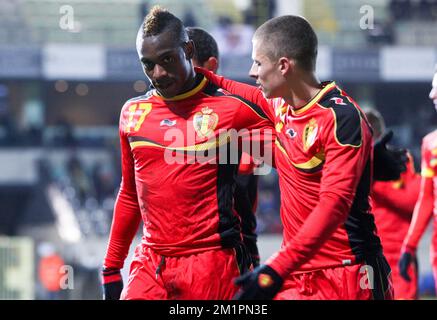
193,106,219,138
302,118,318,151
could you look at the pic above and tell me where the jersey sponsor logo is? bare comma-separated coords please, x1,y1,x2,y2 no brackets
193,106,218,138
302,118,318,151
286,128,297,138
330,97,347,105
160,119,177,127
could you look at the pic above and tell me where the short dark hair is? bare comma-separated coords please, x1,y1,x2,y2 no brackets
142,6,188,43
254,15,318,71
186,27,219,65
186,27,219,64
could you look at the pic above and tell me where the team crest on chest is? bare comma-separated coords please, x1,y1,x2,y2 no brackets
302,118,318,151
193,106,219,138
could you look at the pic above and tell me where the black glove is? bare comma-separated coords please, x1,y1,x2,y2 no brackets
102,268,123,300
373,130,408,181
398,249,417,282
251,254,261,268
233,265,284,300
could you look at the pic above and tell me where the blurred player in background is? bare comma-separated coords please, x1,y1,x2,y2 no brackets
400,66,437,293
365,108,420,299
197,15,396,300
186,26,260,268
101,7,274,300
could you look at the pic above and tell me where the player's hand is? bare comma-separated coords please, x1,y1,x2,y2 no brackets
233,264,283,300
194,66,216,82
398,248,417,282
373,130,408,181
102,268,123,300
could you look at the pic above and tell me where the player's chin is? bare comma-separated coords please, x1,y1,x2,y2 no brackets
260,88,272,99
262,88,280,100
156,84,178,98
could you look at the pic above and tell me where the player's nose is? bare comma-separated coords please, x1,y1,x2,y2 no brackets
152,64,168,79
249,62,258,80
429,86,437,100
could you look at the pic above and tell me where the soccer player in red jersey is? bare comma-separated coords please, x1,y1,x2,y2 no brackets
186,26,261,267
365,108,420,299
400,67,437,294
197,15,395,299
101,7,274,300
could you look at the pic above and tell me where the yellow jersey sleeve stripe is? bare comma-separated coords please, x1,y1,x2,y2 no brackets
421,167,435,178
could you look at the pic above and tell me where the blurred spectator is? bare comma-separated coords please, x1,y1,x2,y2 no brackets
66,155,92,204
91,161,116,204
390,0,437,21
37,242,65,300
390,0,413,20
244,0,276,28
0,84,20,146
52,118,77,147
183,9,197,27
211,15,254,55
366,21,395,46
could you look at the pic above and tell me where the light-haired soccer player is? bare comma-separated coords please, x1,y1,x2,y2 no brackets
197,15,395,299
400,66,437,294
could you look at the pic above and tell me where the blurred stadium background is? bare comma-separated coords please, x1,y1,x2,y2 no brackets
0,0,436,299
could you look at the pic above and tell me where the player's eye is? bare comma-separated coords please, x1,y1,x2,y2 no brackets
162,56,175,65
142,61,155,71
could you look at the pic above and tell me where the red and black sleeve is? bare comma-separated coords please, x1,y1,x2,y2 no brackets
103,103,142,270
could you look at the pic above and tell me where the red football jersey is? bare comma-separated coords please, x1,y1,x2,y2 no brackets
200,69,382,277
104,75,275,269
403,130,437,251
372,156,420,257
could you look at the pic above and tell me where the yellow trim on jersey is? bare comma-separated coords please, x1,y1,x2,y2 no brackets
291,151,325,170
291,82,337,115
318,92,363,149
130,132,231,152
153,76,208,101
329,107,363,148
130,141,160,149
275,139,290,159
275,139,325,170
422,167,435,178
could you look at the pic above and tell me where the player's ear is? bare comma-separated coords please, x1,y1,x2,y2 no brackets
183,40,195,60
278,57,294,76
203,57,219,73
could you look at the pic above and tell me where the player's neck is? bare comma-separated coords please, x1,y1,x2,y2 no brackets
177,69,199,96
283,72,321,109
